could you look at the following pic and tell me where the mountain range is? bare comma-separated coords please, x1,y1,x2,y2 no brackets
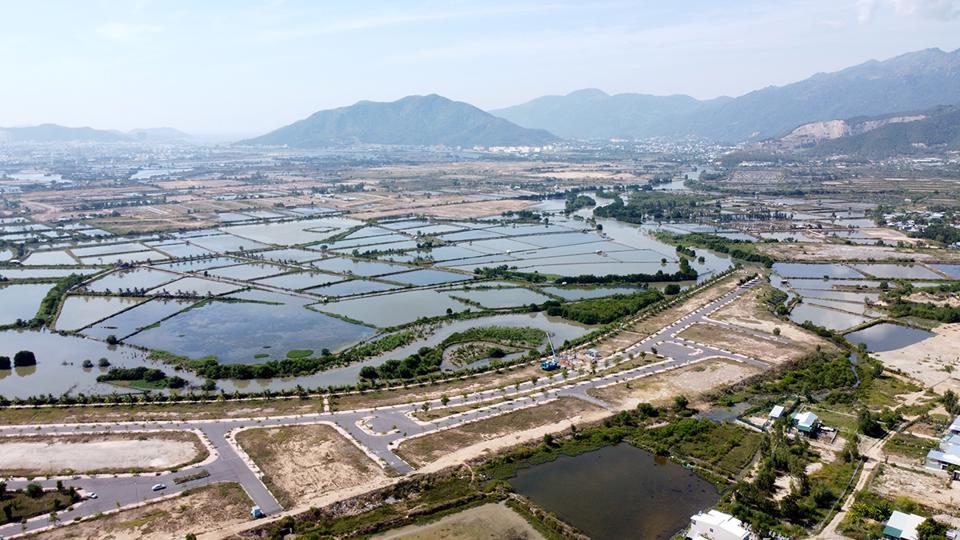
492,48,960,143
239,94,557,148
0,124,192,144
801,105,960,158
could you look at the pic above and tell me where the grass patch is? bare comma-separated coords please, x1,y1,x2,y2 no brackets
884,433,937,461
0,487,80,524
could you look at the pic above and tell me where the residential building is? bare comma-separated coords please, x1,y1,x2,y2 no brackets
686,509,752,540
793,411,820,435
882,511,925,540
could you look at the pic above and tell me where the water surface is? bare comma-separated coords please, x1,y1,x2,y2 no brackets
510,444,719,540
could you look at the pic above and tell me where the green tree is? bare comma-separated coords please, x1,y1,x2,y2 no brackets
917,517,948,540
25,483,43,498
13,350,36,367
857,409,884,438
0,356,10,370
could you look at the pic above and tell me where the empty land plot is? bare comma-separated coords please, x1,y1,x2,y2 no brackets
332,362,549,411
34,482,251,540
608,274,743,349
588,358,762,409
870,465,960,515
0,398,324,426
677,323,805,365
372,502,545,540
235,424,386,508
0,431,206,476
756,243,960,263
873,323,960,388
709,284,833,352
397,397,605,468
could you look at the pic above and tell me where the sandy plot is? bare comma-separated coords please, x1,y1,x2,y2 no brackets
906,292,960,308
399,397,605,469
608,274,743,350
709,285,832,352
235,424,386,508
874,323,960,389
0,432,204,475
678,323,806,365
757,243,960,263
871,465,960,514
589,358,761,410
36,482,251,540
355,199,536,220
373,502,545,540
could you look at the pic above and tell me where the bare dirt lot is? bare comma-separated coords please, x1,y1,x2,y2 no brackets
709,284,834,355
591,273,744,358
874,323,960,390
398,397,605,469
0,432,206,476
372,502,545,540
235,424,387,508
588,358,761,409
870,465,960,514
32,482,251,540
757,243,960,263
678,323,807,365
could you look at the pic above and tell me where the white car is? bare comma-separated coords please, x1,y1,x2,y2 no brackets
151,483,166,492
88,492,98,499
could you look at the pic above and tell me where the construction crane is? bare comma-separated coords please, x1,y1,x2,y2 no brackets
540,333,559,371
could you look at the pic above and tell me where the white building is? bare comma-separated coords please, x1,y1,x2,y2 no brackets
882,511,925,540
687,510,752,540
769,405,785,419
948,415,960,436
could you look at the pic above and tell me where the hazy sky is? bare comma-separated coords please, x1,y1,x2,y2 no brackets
1,0,959,136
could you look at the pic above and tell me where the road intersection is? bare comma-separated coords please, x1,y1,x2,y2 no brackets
0,278,766,538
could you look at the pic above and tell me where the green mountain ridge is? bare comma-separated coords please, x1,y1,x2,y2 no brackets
240,94,558,147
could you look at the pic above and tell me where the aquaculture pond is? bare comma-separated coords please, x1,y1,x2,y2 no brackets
124,298,375,364
0,283,53,325
788,303,870,331
55,295,145,331
509,444,719,540
213,311,590,392
851,263,942,280
0,329,193,398
84,267,179,293
845,323,934,352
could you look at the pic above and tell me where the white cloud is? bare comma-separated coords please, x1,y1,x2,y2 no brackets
858,0,960,21
891,0,960,19
256,3,557,41
95,22,162,41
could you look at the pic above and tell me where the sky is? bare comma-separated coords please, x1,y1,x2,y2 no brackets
1,0,959,136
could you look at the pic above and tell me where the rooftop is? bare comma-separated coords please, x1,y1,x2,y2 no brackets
883,511,925,540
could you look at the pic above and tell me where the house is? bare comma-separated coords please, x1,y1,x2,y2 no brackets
882,511,925,540
793,411,820,435
686,509,752,540
948,415,960,436
769,405,785,420
925,416,960,473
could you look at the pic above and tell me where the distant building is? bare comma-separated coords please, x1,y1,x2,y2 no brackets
769,405,785,419
925,416,960,473
882,511,925,540
792,411,820,435
686,509,752,540
948,415,960,436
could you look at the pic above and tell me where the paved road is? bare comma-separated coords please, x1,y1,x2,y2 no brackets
0,278,765,538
